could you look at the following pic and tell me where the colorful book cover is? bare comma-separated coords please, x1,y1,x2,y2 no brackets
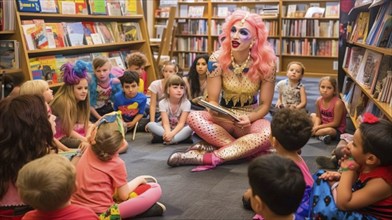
356,50,383,88
75,0,88,14
22,24,37,50
66,22,85,46
45,23,66,48
38,55,58,82
121,22,141,41
32,19,49,49
17,0,41,12
88,0,107,15
39,0,58,13
95,22,115,43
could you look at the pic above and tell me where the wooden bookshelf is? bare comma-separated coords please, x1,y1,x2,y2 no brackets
8,1,156,86
152,0,339,75
340,0,392,126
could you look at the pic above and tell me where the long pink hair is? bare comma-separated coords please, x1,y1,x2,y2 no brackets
219,10,276,81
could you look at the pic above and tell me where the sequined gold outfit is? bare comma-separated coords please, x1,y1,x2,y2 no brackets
187,51,272,164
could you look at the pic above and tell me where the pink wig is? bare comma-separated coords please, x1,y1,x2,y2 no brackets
219,10,276,81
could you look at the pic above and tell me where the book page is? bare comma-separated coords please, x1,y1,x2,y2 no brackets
197,98,241,122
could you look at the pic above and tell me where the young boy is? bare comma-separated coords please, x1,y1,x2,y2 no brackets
126,52,148,94
248,154,305,220
114,71,147,131
16,154,98,220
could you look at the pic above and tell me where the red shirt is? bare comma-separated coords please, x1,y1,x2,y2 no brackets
22,204,98,220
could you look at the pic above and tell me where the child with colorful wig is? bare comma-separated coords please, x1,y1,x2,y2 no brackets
50,60,91,151
71,112,165,219
309,113,392,220
167,10,276,171
89,56,122,122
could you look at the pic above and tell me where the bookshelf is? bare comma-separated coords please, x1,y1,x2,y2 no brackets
152,0,339,75
340,0,392,128
10,0,156,88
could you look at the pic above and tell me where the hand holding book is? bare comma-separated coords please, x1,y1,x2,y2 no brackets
196,98,241,122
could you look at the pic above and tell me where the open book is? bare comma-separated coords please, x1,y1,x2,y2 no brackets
197,98,241,122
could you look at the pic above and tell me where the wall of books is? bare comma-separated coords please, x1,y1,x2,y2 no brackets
153,0,339,76
341,0,392,127
2,0,156,88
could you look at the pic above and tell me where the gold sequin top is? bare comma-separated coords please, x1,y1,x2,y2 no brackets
207,50,261,107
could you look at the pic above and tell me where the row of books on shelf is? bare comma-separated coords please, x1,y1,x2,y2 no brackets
0,40,20,70
282,39,338,57
179,5,205,18
348,1,391,47
211,20,279,36
177,20,207,35
16,0,137,16
282,19,338,38
28,50,130,84
284,2,339,18
0,0,15,31
342,78,391,124
174,37,208,52
343,46,392,101
212,4,279,18
21,20,141,50
174,52,204,69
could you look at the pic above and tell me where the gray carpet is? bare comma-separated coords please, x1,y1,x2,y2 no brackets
120,77,349,220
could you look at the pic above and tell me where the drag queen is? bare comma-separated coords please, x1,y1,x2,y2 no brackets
167,10,276,171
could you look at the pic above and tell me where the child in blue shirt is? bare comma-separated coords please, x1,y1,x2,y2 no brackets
114,71,147,131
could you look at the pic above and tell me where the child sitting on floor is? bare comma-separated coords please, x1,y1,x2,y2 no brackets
248,154,306,220
16,154,98,220
71,112,165,219
243,108,314,219
309,113,392,219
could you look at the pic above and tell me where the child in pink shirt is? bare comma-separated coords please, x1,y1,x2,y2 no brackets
72,112,165,218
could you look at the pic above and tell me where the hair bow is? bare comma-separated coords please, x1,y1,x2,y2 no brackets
362,112,379,124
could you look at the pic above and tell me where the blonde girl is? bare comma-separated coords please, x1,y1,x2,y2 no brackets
50,60,91,150
275,61,307,110
146,75,192,144
310,113,392,219
310,76,346,144
72,112,164,219
147,60,179,123
20,80,70,152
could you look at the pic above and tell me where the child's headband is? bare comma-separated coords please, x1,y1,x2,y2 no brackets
89,111,125,145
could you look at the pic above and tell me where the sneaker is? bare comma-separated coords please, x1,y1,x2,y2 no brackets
316,156,338,170
317,135,331,144
137,202,166,217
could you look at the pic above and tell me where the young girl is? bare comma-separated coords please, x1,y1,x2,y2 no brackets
19,80,70,152
71,112,165,219
183,55,209,110
0,95,56,219
311,76,346,144
243,108,314,219
147,60,179,123
89,56,122,122
50,60,91,150
275,61,307,110
146,75,192,144
309,113,392,219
